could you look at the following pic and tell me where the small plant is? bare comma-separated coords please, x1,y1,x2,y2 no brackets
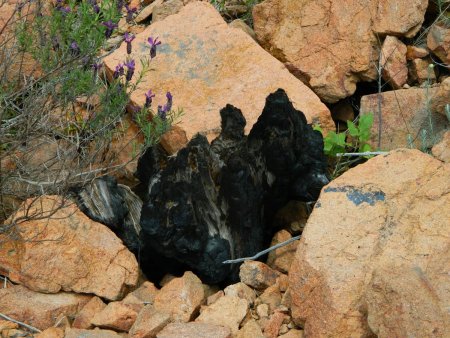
1,0,180,225
134,90,184,147
314,113,375,178
314,113,374,157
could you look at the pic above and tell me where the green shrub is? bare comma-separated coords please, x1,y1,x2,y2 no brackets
0,0,180,223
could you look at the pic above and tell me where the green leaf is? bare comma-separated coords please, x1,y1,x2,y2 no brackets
313,124,323,134
358,113,374,133
347,120,359,137
336,132,347,146
360,143,372,152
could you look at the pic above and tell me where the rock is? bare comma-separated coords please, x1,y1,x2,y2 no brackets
97,114,145,183
91,302,139,332
410,58,437,85
34,328,65,338
266,230,298,273
72,297,107,329
278,329,304,338
257,285,282,313
223,282,256,306
1,328,29,338
281,289,292,309
65,328,122,338
135,0,164,23
372,0,428,37
0,1,41,83
380,36,408,89
234,319,264,338
276,274,289,293
365,264,450,338
122,281,159,306
103,2,332,154
256,304,269,318
289,149,450,337
206,290,224,305
430,77,450,116
129,306,170,338
274,201,310,234
0,136,78,199
427,23,450,65
53,315,70,330
153,271,205,322
195,295,248,334
359,86,449,150
219,0,248,18
279,323,289,335
253,0,427,103
263,311,288,338
0,196,139,300
228,19,256,41
0,321,18,334
0,285,91,331
136,89,328,284
406,45,429,60
432,130,450,162
239,261,280,290
152,0,184,22
156,322,231,338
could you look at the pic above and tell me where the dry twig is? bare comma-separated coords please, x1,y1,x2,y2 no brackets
0,312,42,333
222,235,301,264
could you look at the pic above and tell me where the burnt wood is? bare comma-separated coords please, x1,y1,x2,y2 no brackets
137,89,329,284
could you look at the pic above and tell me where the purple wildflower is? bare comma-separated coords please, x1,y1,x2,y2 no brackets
164,91,173,111
59,6,71,14
113,63,124,79
102,20,118,39
147,37,161,59
157,105,167,120
125,5,137,23
157,92,173,120
88,0,100,13
144,90,156,108
69,41,80,56
117,0,124,11
124,32,135,55
92,62,102,71
124,59,135,81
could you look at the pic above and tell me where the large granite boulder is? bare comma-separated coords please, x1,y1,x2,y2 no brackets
253,0,428,103
289,149,450,337
0,285,91,331
0,195,139,300
103,1,332,154
360,86,448,150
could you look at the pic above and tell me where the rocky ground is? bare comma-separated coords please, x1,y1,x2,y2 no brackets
1,0,449,337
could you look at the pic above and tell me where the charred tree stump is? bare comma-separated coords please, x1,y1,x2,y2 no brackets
136,89,329,284
73,176,142,254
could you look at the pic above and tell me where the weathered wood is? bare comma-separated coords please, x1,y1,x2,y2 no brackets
74,176,142,254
